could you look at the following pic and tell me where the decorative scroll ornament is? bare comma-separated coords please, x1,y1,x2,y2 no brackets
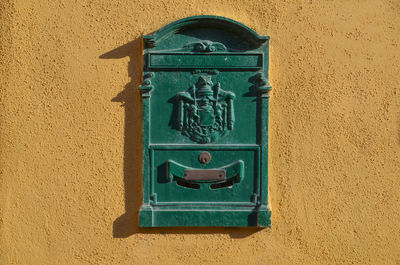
176,75,235,144
254,72,272,97
140,72,154,97
183,40,227,52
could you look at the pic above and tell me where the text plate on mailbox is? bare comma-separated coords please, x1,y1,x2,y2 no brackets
184,169,226,182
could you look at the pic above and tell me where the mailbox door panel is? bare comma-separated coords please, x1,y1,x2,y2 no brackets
151,145,259,206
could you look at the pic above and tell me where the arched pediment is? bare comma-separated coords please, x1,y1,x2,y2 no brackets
143,15,269,51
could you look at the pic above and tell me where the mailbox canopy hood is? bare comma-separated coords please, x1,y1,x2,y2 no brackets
143,15,269,51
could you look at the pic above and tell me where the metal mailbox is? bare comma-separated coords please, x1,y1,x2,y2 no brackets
139,16,272,227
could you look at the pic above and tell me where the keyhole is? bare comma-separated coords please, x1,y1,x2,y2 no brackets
198,152,211,164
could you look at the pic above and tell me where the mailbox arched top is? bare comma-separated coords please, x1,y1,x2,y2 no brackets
143,15,269,50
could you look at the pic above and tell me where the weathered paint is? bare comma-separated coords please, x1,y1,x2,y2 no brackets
0,0,399,264
139,16,271,227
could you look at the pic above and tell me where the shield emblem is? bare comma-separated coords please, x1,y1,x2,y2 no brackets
198,106,215,126
175,75,235,143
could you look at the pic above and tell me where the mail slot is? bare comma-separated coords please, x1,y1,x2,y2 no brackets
139,16,272,227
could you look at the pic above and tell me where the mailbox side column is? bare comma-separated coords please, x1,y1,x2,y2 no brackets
257,42,272,226
139,69,154,226
258,89,271,226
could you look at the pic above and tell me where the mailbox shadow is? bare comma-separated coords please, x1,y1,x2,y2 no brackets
100,38,143,238
100,38,263,239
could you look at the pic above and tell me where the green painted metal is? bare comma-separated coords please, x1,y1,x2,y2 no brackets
139,15,271,227
148,53,263,69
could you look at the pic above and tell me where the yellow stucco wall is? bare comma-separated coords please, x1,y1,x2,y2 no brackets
1,0,399,264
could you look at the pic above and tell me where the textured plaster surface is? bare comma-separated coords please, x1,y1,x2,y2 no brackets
1,0,400,264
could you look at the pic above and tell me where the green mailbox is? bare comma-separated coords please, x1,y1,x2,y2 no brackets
139,16,272,227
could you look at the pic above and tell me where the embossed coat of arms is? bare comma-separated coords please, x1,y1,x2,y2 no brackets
175,75,235,144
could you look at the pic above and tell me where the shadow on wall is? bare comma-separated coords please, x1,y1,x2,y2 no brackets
100,38,262,239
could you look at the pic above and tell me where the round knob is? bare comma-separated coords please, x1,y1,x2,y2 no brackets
198,151,211,164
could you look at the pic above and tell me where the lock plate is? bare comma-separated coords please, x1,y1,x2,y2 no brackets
198,151,211,164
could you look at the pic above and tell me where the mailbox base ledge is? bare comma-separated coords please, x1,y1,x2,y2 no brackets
139,205,271,228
